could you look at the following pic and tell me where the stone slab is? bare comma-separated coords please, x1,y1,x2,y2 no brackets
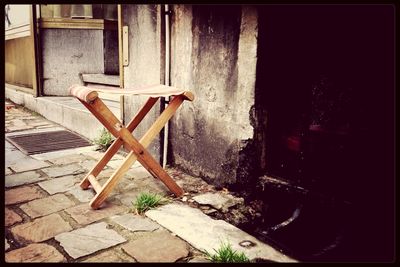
5,149,26,166
8,158,50,173
146,203,297,262
6,125,35,132
55,222,126,259
188,257,211,263
19,194,76,219
113,178,142,194
23,116,40,120
11,213,72,243
97,168,122,179
127,167,153,180
36,125,57,129
131,161,142,169
144,179,169,195
112,214,160,232
5,243,65,263
80,150,106,160
5,140,17,151
5,167,13,175
5,208,23,227
106,160,124,169
82,250,130,263
114,191,142,207
65,203,127,225
79,159,100,171
98,160,142,171
115,176,168,197
28,121,54,127
5,171,45,188
48,154,88,165
38,175,80,195
41,164,86,178
121,231,189,262
31,145,98,161
192,192,244,212
5,186,43,205
11,119,27,126
81,150,126,161
5,239,10,251
68,185,96,202
111,153,125,160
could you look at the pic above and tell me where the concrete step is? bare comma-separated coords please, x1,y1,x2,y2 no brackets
5,85,120,141
146,203,297,263
81,73,120,87
82,73,121,101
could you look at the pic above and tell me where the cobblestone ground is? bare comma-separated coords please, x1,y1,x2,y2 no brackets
4,102,223,263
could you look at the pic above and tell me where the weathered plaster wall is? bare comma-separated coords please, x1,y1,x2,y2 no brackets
122,4,163,161
42,29,104,96
168,5,259,186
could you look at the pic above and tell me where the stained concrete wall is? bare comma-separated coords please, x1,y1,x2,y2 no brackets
122,5,163,161
168,5,259,186
42,29,104,96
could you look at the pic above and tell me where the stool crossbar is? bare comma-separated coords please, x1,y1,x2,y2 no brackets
69,84,194,209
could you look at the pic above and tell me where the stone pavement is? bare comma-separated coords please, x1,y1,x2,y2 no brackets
4,102,296,263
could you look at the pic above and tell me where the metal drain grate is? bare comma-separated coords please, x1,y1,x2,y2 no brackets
6,130,92,155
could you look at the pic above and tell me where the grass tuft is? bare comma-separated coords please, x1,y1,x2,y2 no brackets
132,192,167,214
205,242,251,263
93,128,114,151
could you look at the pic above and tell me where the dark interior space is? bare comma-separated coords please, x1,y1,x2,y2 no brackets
253,5,395,262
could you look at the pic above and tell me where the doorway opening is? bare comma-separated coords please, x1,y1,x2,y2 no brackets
251,5,395,261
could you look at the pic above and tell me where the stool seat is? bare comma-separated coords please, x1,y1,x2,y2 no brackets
69,84,194,103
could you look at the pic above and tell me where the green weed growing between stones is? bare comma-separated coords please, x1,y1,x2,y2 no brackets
93,128,114,151
205,242,251,263
132,192,167,214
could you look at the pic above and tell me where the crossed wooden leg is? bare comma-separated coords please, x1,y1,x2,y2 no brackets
78,95,186,209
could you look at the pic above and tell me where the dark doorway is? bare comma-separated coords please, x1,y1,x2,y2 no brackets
254,5,395,262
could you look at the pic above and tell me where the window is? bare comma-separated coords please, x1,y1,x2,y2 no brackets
39,4,117,30
5,5,32,40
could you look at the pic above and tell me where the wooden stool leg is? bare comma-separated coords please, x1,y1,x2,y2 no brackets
80,97,158,189
90,151,138,209
89,95,186,209
119,127,184,197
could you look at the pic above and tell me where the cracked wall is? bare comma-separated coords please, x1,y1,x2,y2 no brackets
168,5,259,186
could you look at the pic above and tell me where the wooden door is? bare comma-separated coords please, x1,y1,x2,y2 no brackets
5,5,40,96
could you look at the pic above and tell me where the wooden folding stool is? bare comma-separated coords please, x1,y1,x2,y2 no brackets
69,84,194,209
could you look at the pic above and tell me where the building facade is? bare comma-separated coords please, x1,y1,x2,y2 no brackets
5,4,395,262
